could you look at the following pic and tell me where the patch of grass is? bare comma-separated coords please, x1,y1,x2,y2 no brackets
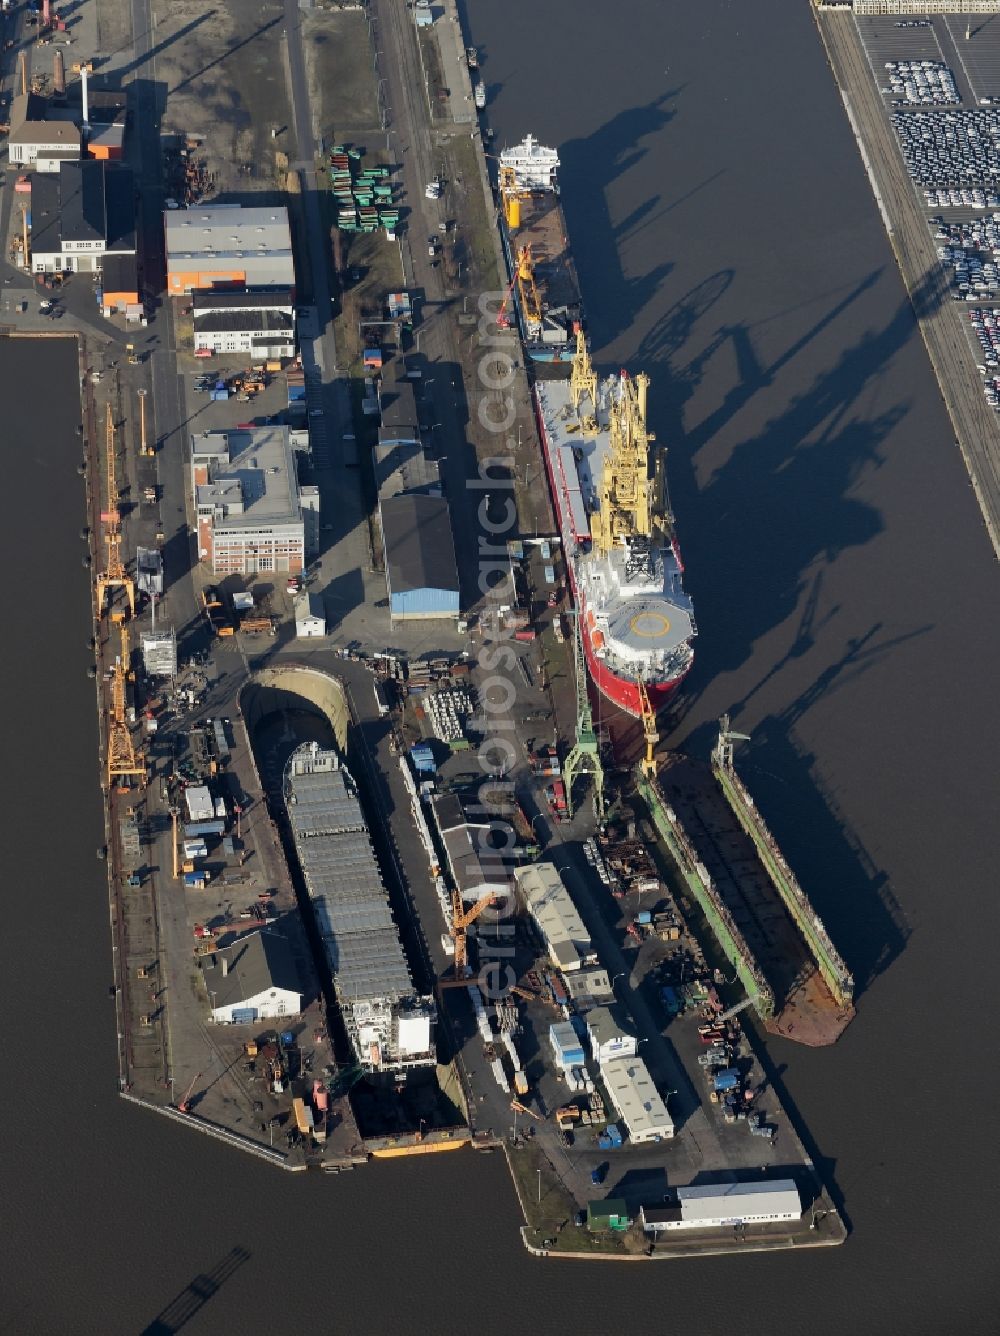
506,1141,627,1255
419,27,448,123
445,134,502,294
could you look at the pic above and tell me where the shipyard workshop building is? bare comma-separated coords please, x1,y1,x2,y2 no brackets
374,360,459,621
165,204,295,295
514,861,596,972
29,160,139,309
601,1055,674,1143
431,794,511,906
202,930,303,1023
284,743,435,1074
380,494,460,621
6,92,80,171
564,968,614,1012
585,1005,638,1065
192,288,296,359
640,1180,802,1233
191,426,317,576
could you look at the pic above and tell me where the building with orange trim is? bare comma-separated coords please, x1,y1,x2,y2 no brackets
30,160,137,310
164,204,294,296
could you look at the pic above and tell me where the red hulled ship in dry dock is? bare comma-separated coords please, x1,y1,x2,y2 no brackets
533,331,696,720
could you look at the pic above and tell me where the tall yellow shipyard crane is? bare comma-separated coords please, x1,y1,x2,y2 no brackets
589,370,664,559
95,409,136,619
451,889,497,974
638,679,659,779
107,622,145,788
515,244,543,333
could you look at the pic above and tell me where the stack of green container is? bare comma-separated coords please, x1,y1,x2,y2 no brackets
328,148,396,235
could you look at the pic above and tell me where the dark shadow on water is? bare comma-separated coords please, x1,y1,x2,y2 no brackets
141,1246,252,1336
740,708,910,998
658,285,918,702
558,91,683,347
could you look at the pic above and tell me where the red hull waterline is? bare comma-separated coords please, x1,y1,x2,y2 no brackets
581,621,685,718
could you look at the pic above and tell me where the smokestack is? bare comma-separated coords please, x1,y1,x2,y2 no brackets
53,49,65,101
80,64,89,128
42,0,50,27
17,51,26,98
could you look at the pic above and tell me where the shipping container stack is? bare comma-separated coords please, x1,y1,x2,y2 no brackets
329,148,398,237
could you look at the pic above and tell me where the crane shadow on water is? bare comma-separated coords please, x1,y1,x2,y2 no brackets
141,1246,252,1336
558,91,684,348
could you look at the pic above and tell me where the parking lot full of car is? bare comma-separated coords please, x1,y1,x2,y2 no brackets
883,60,959,108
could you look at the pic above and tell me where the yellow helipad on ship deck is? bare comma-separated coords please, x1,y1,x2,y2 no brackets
630,610,671,639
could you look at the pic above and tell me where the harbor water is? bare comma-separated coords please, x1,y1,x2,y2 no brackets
1,0,998,1327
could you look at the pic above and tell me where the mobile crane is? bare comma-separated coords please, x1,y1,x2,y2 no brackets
176,1071,202,1114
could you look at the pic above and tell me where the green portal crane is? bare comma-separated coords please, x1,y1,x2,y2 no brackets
563,613,604,820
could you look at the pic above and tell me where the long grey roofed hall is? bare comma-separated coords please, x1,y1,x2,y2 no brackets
285,745,415,1003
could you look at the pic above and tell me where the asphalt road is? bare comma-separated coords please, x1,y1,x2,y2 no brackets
820,10,1000,555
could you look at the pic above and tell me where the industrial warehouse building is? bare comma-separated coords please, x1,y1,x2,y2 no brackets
380,494,460,621
191,426,314,576
640,1180,802,1233
514,861,595,972
564,968,614,1012
29,160,137,294
585,1005,637,1065
601,1055,674,1142
377,368,420,445
8,88,126,171
192,288,296,358
165,204,295,295
373,358,459,621
431,793,511,906
373,438,442,499
203,930,303,1024
6,92,81,171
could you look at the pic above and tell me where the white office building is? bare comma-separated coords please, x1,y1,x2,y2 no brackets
640,1180,802,1233
601,1056,674,1143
